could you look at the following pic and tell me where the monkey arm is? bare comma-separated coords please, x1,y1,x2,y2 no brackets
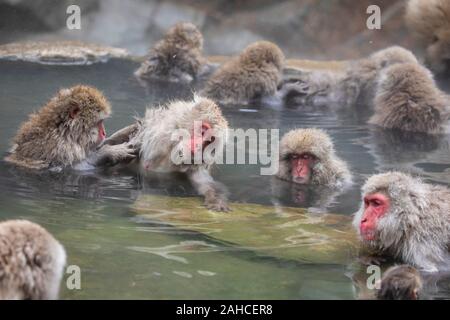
101,123,141,147
187,167,231,212
87,143,138,168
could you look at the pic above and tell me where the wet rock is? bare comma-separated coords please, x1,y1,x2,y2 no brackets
0,41,129,65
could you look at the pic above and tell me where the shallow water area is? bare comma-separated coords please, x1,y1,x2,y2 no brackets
1,58,450,299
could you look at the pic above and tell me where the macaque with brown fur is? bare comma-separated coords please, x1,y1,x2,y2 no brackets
0,220,66,300
353,172,450,272
5,85,136,171
406,0,450,74
370,63,449,133
135,22,208,83
280,46,418,108
202,41,285,105
108,95,230,211
377,265,422,300
277,128,351,188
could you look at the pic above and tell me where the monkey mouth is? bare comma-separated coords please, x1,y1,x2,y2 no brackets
292,176,310,184
361,231,377,241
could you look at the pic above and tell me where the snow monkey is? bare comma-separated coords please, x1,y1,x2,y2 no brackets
370,62,449,133
353,172,450,273
0,220,66,300
377,265,422,300
135,22,208,82
5,85,136,171
276,128,351,188
280,46,418,108
405,0,450,74
202,41,285,104
110,95,230,211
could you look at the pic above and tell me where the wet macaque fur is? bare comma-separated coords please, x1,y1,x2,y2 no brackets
118,95,230,211
406,0,450,74
135,22,208,82
377,265,422,300
353,172,450,272
0,220,66,300
370,62,450,134
4,85,136,170
277,128,351,188
202,41,285,104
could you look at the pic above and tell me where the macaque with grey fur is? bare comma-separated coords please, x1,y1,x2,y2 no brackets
5,85,136,171
377,265,422,300
202,41,285,105
0,220,66,300
135,22,209,83
370,63,449,133
406,0,450,74
277,128,351,188
353,172,450,272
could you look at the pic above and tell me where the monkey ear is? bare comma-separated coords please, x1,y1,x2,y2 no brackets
69,105,80,119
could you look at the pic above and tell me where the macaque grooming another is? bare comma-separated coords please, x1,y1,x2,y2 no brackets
5,85,136,171
353,172,450,272
0,220,66,300
277,128,351,188
202,41,285,104
129,95,230,211
370,63,449,133
377,265,422,300
405,0,450,74
135,22,207,82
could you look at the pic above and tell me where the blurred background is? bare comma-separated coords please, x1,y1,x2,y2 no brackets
0,0,418,59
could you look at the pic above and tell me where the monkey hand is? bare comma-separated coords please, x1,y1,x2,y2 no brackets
204,197,231,212
92,143,138,167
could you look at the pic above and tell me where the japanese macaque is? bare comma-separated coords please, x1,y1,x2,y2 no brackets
0,220,66,300
4,85,136,171
134,22,208,83
353,172,450,272
202,41,285,105
280,46,418,108
369,63,449,133
277,128,351,188
120,95,230,211
377,265,422,300
405,0,450,74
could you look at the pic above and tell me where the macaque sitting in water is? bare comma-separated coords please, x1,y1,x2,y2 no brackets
353,172,450,273
103,95,230,212
276,128,351,188
4,85,136,171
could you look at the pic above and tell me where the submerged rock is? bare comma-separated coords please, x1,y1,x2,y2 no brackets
0,41,129,65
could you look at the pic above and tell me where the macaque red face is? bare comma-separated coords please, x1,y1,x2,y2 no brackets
360,193,390,241
290,153,317,184
97,120,106,144
190,121,215,156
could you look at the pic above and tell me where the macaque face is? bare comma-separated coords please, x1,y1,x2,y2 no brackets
289,153,318,184
360,192,390,240
96,120,107,144
190,121,215,156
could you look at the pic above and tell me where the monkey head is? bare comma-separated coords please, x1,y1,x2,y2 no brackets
377,265,422,300
166,22,203,50
277,128,351,187
369,46,418,69
139,95,228,171
240,41,285,71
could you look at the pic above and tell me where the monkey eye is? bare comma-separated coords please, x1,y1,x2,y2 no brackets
288,154,299,160
371,199,382,207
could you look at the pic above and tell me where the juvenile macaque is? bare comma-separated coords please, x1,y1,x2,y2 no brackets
353,172,450,272
370,63,449,133
280,46,418,108
377,265,422,300
5,85,136,171
118,95,230,211
405,0,450,74
0,220,66,300
202,41,285,104
135,22,208,82
277,128,351,188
